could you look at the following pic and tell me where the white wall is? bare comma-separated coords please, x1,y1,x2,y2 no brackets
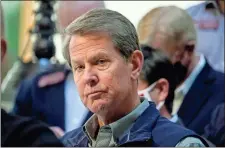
56,1,205,62
104,1,204,28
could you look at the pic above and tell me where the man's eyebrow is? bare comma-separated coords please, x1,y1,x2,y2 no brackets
71,51,109,64
89,51,109,60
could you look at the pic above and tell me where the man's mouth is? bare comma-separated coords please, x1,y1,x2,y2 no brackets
87,91,104,99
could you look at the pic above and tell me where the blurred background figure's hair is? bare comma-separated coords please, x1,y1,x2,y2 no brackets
137,7,164,43
147,6,196,53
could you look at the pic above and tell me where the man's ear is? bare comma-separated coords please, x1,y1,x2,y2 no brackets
155,78,169,102
1,38,7,61
129,50,143,80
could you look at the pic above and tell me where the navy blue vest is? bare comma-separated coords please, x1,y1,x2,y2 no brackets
61,102,208,147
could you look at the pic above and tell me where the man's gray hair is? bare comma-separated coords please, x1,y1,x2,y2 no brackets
62,8,140,66
147,6,196,45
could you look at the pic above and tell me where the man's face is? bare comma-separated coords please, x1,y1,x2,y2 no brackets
151,32,184,64
69,33,134,115
150,32,194,83
153,33,194,66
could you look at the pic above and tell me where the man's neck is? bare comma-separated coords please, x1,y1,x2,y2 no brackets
97,94,141,126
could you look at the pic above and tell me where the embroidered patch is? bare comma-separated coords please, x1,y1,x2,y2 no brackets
38,72,66,87
194,20,219,30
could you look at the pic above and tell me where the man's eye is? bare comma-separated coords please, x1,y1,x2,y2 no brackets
97,59,106,65
74,65,84,72
96,59,110,70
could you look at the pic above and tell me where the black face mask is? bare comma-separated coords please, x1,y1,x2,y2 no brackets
173,62,188,85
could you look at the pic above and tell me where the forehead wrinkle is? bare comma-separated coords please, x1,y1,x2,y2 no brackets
87,49,109,59
69,34,107,49
70,42,103,55
69,33,111,50
71,44,103,55
71,48,109,64
69,37,108,53
69,34,115,63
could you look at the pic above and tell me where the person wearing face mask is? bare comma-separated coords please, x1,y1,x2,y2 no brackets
138,45,181,124
140,6,224,138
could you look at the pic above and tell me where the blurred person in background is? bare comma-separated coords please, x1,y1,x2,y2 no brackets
138,44,217,146
137,44,181,123
137,6,164,44
1,3,63,147
60,8,208,147
11,1,105,138
140,5,224,144
186,0,224,73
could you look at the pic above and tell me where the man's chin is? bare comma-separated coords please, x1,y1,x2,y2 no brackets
90,99,109,114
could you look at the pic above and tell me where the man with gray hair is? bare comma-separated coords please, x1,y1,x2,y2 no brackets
61,8,208,147
144,5,224,139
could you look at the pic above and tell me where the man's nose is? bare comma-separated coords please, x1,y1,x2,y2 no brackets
83,67,99,87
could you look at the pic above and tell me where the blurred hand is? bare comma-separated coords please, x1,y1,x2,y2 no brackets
49,126,65,138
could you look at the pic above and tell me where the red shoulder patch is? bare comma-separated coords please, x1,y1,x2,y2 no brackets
194,19,219,30
38,72,66,88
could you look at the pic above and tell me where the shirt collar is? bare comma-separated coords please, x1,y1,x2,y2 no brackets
170,114,178,123
109,98,149,139
176,54,206,96
82,115,99,143
83,98,149,144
